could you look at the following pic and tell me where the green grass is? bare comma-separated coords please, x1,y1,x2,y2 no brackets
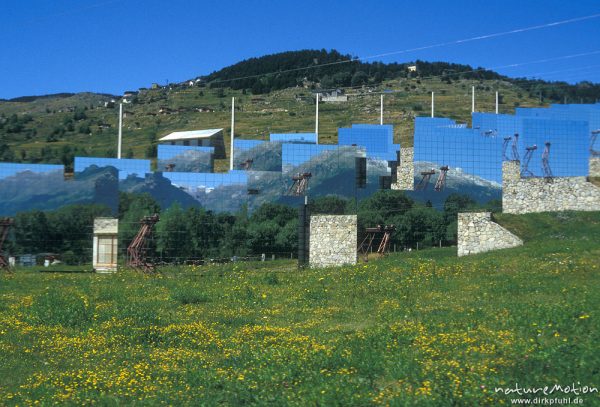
0,211,599,405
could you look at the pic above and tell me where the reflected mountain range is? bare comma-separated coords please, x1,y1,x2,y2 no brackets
157,150,214,173
0,165,118,216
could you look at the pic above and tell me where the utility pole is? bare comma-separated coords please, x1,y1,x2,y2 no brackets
117,103,123,159
495,91,499,114
431,91,435,118
230,97,235,171
315,93,319,143
380,94,384,125
472,86,475,113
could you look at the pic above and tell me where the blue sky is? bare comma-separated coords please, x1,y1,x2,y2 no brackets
2,0,600,99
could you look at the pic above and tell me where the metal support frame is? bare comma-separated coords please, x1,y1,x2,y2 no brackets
127,214,159,273
297,198,309,267
358,225,396,261
240,159,253,170
502,137,512,161
541,141,553,179
377,225,395,256
434,165,449,191
522,145,538,177
512,133,520,161
416,169,436,191
288,172,312,196
0,218,14,271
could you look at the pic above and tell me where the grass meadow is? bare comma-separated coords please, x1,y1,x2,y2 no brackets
0,211,599,405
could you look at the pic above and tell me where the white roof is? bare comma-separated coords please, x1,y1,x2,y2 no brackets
159,128,223,141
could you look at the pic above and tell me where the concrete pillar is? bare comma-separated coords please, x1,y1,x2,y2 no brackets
93,218,119,272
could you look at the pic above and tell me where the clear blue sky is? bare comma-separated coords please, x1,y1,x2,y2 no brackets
2,0,600,99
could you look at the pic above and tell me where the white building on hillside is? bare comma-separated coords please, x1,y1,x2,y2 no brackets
159,128,226,158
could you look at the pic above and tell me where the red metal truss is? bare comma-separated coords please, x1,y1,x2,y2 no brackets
358,224,396,261
288,172,312,196
434,165,449,192
127,214,159,273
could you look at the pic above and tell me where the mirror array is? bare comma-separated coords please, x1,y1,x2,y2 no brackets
157,145,215,173
0,162,118,216
473,113,589,177
0,104,597,217
74,157,151,180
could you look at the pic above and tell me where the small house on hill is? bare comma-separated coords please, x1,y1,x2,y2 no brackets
320,89,348,102
159,129,226,158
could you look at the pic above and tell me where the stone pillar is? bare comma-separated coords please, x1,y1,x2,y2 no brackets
457,212,523,257
502,160,521,184
93,218,119,272
309,215,357,268
502,160,521,214
391,147,414,190
590,157,600,178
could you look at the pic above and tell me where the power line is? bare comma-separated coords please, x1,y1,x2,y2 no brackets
492,50,600,71
526,65,600,80
364,14,600,60
202,13,600,86
166,49,600,102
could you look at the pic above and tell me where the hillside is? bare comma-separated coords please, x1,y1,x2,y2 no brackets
1,211,598,405
1,50,599,172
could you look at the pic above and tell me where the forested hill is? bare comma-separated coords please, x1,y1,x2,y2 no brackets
201,49,503,94
201,49,600,102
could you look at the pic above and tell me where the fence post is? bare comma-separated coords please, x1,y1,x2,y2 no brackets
297,198,310,268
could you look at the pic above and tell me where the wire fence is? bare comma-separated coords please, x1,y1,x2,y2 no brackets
0,198,467,271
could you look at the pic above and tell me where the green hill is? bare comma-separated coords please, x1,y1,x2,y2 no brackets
0,210,598,405
1,50,599,172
